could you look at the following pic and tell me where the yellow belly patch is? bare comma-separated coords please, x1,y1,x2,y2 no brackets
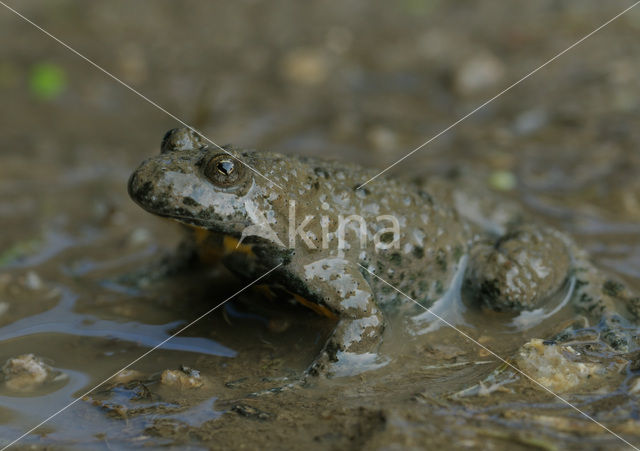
192,227,224,263
222,235,254,257
183,225,256,263
183,225,334,319
254,284,337,319
291,293,337,319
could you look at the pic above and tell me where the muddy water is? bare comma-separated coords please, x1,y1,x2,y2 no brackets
1,0,640,449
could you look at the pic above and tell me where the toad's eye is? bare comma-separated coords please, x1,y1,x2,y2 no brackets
216,160,235,175
203,154,244,187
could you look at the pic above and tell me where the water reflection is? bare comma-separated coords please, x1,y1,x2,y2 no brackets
0,285,236,357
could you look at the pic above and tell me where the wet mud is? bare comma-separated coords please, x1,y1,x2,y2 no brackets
1,1,640,449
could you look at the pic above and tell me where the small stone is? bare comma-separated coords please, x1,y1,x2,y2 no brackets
455,53,505,94
129,228,151,246
280,49,328,85
514,339,602,392
2,354,52,392
513,109,548,135
112,369,145,384
24,271,43,290
160,366,203,389
231,403,271,420
366,126,398,153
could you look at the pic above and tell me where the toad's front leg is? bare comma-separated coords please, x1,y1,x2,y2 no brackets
298,258,386,377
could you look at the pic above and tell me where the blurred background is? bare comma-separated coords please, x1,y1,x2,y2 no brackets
1,0,639,449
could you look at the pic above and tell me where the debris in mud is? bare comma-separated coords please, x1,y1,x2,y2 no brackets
112,369,146,384
23,271,43,290
87,380,181,419
514,338,608,392
160,365,204,389
422,343,467,360
0,272,59,310
224,377,248,389
0,302,8,318
501,409,627,435
231,403,272,420
451,367,518,398
0,238,43,268
1,353,57,392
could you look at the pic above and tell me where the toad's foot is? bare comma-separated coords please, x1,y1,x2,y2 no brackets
570,256,640,352
465,225,571,312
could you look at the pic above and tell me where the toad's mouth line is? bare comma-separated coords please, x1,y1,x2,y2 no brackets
132,202,249,232
164,213,247,231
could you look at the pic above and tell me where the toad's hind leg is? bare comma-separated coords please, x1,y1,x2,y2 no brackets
300,260,386,377
465,225,572,312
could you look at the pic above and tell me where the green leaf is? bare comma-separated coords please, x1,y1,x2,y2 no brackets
29,63,67,100
488,170,517,191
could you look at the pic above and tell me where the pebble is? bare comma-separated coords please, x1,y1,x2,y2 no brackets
366,125,398,153
514,339,601,392
2,354,52,392
24,271,43,290
513,109,548,135
280,49,328,85
128,227,151,246
161,366,203,389
112,369,146,384
455,53,505,94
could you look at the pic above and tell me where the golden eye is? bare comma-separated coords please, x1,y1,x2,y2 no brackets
203,154,244,187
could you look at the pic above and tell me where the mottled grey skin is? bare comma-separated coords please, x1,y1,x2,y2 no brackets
128,128,639,375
